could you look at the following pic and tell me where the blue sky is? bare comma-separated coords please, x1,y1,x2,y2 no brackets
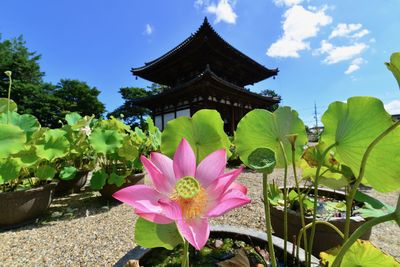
0,0,399,126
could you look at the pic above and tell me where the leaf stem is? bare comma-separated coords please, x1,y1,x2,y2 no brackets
307,143,336,266
291,143,308,265
278,141,288,265
6,72,12,124
263,173,277,267
343,120,400,241
331,212,395,267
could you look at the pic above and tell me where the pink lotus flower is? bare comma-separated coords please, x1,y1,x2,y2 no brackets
113,138,250,250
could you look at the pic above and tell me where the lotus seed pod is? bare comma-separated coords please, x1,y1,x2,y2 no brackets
175,176,200,199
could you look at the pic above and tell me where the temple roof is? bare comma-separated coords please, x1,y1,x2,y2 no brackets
132,17,278,87
132,66,280,109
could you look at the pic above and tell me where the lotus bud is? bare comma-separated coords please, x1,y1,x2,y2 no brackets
4,71,12,77
286,134,298,150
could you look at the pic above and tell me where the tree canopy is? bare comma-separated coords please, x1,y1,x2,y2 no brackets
260,89,281,111
0,35,105,127
110,83,168,127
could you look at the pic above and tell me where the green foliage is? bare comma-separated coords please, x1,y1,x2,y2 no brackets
235,107,307,168
0,98,17,113
161,109,231,163
35,164,56,180
0,158,22,183
59,166,77,181
65,112,82,126
259,89,281,111
321,97,400,192
354,191,395,219
35,129,69,161
0,124,26,158
0,111,40,141
320,240,400,267
110,84,169,127
89,128,124,155
385,52,400,88
266,183,283,206
90,170,108,190
0,36,105,127
107,172,125,187
135,218,183,250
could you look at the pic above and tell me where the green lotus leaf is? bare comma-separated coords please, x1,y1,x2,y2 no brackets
35,164,56,180
0,123,26,158
135,217,183,250
354,191,395,218
65,112,82,126
0,111,40,141
321,97,400,192
107,172,125,187
385,52,400,88
0,158,22,184
14,147,39,167
35,129,69,161
117,137,138,161
267,183,283,206
320,240,400,267
0,98,17,113
60,166,77,181
90,170,108,190
161,109,231,163
247,147,276,174
89,128,124,155
235,107,308,168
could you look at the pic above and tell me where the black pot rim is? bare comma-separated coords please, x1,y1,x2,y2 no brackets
0,181,58,198
114,224,320,267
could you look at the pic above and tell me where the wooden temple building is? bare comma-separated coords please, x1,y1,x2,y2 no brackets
132,17,279,134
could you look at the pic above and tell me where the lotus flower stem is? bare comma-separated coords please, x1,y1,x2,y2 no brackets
263,173,277,267
331,211,396,267
5,71,12,124
343,120,400,241
307,143,336,266
278,140,289,265
182,239,190,267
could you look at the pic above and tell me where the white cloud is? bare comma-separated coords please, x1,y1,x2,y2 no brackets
329,23,370,40
329,23,361,39
384,100,400,115
317,40,368,64
144,24,153,35
206,0,237,24
344,57,366,74
273,0,303,7
267,5,332,58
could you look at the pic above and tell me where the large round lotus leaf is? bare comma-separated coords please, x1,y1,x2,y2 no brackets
0,111,40,141
161,109,231,163
60,166,77,180
90,170,108,190
320,240,400,267
89,128,124,155
35,164,56,180
0,123,26,158
65,112,82,126
247,147,276,174
321,97,400,192
0,98,17,113
35,129,69,161
0,158,22,184
235,107,307,168
117,137,138,161
14,147,39,167
385,52,400,88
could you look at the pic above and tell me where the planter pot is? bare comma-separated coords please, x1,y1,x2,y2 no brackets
114,225,320,267
0,181,57,229
54,171,90,196
99,172,145,200
270,187,372,256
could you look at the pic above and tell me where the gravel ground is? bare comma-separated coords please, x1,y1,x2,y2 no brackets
0,168,399,266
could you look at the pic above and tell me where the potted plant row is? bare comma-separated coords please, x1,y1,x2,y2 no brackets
110,52,400,267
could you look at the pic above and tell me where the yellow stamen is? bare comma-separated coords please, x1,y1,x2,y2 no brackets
171,185,208,219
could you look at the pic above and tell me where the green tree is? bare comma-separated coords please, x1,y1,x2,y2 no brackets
260,89,281,111
110,83,168,127
54,79,105,118
0,35,105,127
